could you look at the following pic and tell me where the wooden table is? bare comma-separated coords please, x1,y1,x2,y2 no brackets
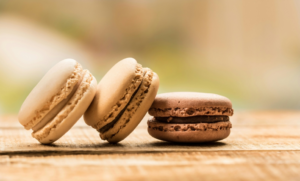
0,111,300,181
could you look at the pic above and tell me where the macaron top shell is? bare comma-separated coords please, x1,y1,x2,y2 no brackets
18,59,82,129
84,58,143,130
148,92,233,117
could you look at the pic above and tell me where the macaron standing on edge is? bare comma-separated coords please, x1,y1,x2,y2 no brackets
84,58,160,143
18,59,97,144
147,92,233,143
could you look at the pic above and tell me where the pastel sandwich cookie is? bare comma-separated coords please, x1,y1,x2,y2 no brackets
18,59,97,144
84,58,159,143
148,92,233,143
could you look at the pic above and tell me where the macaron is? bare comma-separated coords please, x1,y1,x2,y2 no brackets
18,59,97,144
147,92,233,143
84,58,159,143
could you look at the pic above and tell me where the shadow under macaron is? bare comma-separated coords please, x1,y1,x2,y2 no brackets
36,140,227,151
148,140,227,148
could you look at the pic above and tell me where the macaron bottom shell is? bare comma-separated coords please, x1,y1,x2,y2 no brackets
147,118,232,143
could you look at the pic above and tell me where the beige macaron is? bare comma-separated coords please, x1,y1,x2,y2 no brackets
84,58,159,143
18,59,97,144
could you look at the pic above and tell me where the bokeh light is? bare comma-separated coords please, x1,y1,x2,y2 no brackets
0,0,300,114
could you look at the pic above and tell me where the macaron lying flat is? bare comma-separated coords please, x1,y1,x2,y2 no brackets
18,59,97,144
84,58,159,143
148,92,233,143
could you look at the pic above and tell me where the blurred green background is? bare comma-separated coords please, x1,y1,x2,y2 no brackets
0,0,300,114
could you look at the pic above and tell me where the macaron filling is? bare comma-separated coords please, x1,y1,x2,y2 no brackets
154,116,229,124
32,70,86,132
100,68,153,140
99,72,144,134
93,64,144,131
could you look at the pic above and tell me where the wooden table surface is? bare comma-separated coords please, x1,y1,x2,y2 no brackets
0,111,300,181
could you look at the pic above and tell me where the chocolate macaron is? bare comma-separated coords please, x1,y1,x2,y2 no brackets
84,58,159,143
148,92,233,143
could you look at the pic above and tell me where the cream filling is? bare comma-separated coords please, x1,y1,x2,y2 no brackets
99,84,142,133
99,71,145,134
100,68,153,140
32,71,85,132
94,64,144,130
32,70,93,141
24,63,83,129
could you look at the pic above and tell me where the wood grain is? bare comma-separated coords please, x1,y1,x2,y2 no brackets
0,111,300,181
1,151,300,181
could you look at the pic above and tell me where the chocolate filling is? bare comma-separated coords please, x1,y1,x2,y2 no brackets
154,116,229,124
99,72,145,134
